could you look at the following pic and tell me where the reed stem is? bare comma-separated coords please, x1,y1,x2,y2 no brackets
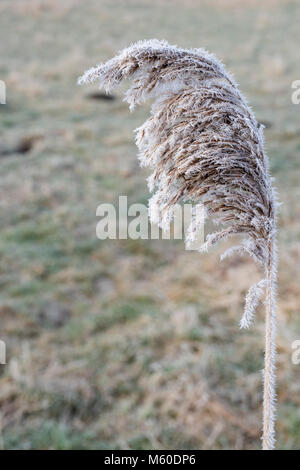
262,237,277,450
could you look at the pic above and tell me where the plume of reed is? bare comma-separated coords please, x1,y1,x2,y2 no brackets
79,39,279,450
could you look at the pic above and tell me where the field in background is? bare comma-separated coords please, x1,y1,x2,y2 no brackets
0,0,299,449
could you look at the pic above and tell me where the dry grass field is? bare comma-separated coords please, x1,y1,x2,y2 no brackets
0,0,299,450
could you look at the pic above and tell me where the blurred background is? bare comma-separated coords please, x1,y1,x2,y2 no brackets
0,0,299,450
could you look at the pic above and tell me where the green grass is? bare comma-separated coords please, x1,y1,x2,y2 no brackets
4,421,112,450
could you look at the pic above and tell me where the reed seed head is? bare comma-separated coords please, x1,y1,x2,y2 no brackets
79,39,278,328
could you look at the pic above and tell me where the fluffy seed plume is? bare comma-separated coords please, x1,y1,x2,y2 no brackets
79,39,279,450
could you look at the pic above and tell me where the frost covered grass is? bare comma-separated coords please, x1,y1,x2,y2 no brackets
79,38,278,449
